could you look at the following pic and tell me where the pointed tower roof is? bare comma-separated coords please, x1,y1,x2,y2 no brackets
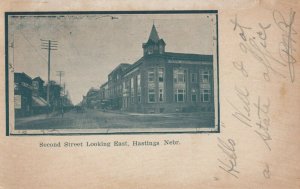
148,24,160,42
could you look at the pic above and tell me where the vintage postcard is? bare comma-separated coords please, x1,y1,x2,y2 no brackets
0,0,299,189
6,11,219,135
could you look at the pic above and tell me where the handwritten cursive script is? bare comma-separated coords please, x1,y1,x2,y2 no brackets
230,11,297,82
263,163,271,179
227,86,252,128
253,96,272,151
273,9,297,82
228,86,272,151
233,61,248,78
217,137,239,179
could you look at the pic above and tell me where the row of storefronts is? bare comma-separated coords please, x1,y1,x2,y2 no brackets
14,72,71,117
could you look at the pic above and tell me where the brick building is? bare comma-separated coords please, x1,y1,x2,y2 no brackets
86,87,100,109
32,76,48,114
14,72,33,117
107,63,131,109
100,24,215,114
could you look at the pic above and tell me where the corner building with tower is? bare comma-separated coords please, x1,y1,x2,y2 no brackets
100,24,215,114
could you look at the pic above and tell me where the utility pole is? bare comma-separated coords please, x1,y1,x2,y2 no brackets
63,83,66,107
41,39,58,107
63,83,66,96
56,71,65,114
56,71,65,86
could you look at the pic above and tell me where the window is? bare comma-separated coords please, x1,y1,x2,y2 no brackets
137,74,141,88
147,47,153,54
118,85,121,95
192,94,197,102
201,71,210,83
191,89,197,102
123,80,130,97
131,78,134,104
131,78,134,92
148,88,156,103
174,89,185,102
137,74,141,103
122,82,126,96
126,80,130,89
32,81,39,90
191,73,197,83
148,69,155,103
159,45,164,54
148,69,155,82
159,89,164,102
173,69,186,83
200,89,210,102
158,68,164,82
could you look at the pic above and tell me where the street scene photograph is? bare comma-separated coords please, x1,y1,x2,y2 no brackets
6,11,219,134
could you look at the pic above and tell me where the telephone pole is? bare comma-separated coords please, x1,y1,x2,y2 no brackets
63,83,66,96
41,39,58,106
56,71,65,86
56,71,65,113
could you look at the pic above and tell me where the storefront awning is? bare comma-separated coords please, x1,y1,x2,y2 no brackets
32,96,49,107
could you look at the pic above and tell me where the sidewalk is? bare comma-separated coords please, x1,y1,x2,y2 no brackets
102,108,214,118
15,112,60,125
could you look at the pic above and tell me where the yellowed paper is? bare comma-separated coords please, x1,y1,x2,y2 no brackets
0,0,300,189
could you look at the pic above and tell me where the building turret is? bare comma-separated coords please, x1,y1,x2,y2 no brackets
142,24,166,56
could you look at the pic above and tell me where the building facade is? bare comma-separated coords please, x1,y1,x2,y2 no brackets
86,87,101,109
99,82,110,109
32,77,48,114
100,24,215,114
107,63,131,110
14,72,33,117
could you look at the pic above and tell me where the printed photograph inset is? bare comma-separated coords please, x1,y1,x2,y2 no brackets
6,11,219,135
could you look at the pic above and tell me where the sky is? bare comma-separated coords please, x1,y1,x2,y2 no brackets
8,13,216,104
